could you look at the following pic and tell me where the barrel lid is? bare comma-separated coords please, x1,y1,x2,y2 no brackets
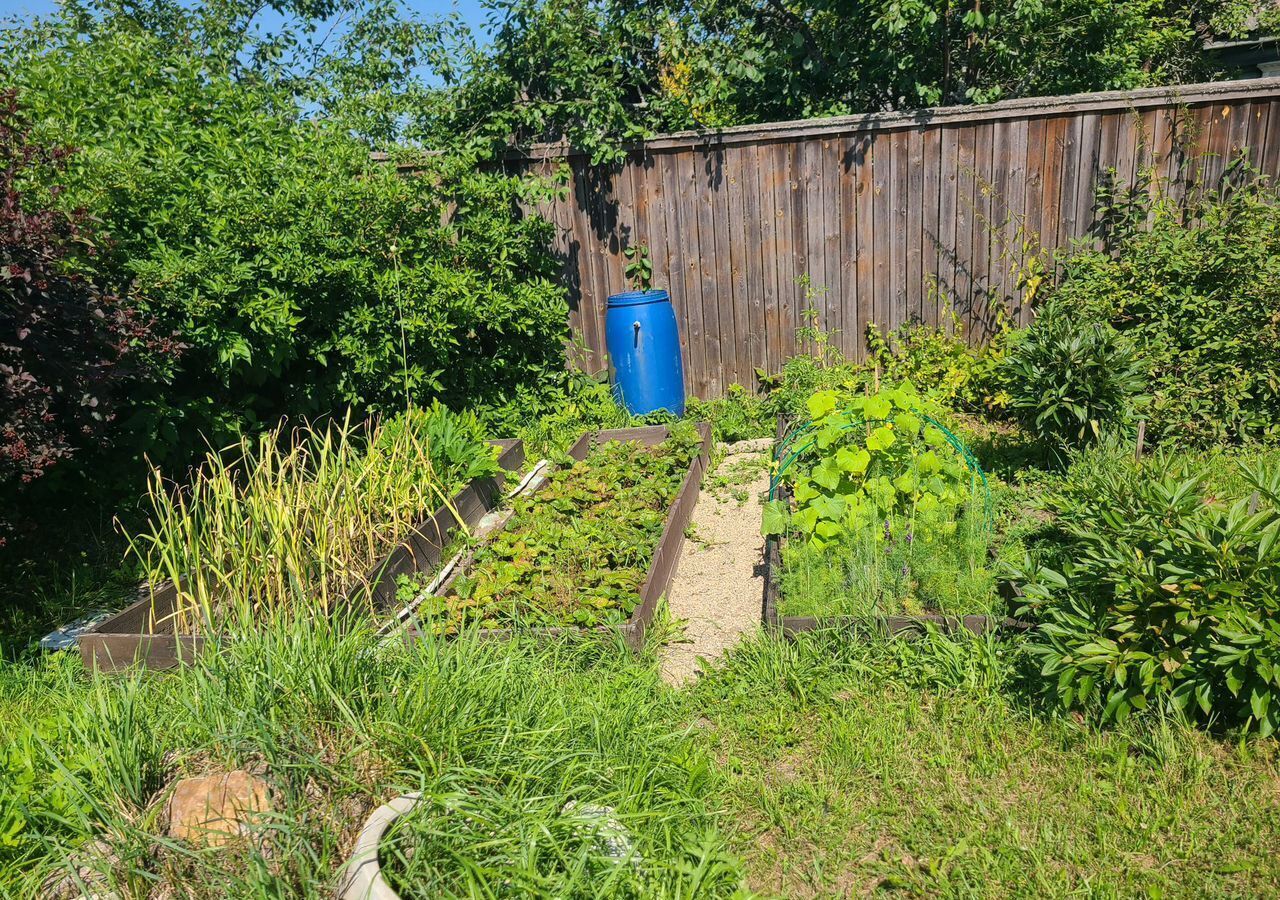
607,289,670,308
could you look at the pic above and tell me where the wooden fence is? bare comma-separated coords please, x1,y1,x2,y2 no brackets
512,77,1280,399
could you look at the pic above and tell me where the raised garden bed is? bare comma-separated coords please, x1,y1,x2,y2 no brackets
763,413,1030,640
403,423,712,651
78,439,525,673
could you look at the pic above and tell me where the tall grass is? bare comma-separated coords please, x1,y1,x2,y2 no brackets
124,408,495,634
0,621,744,898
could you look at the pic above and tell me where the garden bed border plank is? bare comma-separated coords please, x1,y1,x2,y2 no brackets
406,422,713,652
78,439,525,673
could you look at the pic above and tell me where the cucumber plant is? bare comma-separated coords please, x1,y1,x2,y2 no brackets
763,383,975,547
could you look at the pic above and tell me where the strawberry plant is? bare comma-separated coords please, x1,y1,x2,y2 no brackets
416,424,701,634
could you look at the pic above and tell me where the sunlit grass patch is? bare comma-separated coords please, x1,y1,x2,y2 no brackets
692,631,1280,898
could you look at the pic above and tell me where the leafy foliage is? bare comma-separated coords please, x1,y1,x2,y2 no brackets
1,3,569,481
417,426,701,633
0,89,175,537
482,369,635,456
419,0,1271,162
1015,455,1280,734
763,384,976,547
1045,168,1280,446
865,314,1008,409
622,243,654,292
1,719,97,857
376,400,499,489
1001,299,1147,456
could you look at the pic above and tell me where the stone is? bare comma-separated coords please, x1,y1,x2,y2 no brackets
166,771,272,848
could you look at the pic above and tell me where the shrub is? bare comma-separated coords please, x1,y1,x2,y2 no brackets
1016,455,1280,734
1001,299,1146,456
479,370,634,456
0,89,174,540
866,316,988,407
1,10,569,480
1046,169,1280,446
686,384,770,442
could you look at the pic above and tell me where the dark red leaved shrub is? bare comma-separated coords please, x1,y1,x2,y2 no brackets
0,89,178,542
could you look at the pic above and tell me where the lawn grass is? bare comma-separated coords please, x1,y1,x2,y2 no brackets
692,631,1280,898
7,622,1280,898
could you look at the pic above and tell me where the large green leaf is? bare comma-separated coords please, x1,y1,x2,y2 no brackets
806,390,837,420
865,395,892,420
835,446,871,475
810,493,847,522
760,499,789,536
866,425,896,451
811,457,843,490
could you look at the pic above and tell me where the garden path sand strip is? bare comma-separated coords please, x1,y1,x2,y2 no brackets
660,445,768,687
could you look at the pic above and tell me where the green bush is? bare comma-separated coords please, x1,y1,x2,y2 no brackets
0,9,569,484
866,316,993,407
1001,299,1146,456
1046,171,1280,446
1015,454,1280,734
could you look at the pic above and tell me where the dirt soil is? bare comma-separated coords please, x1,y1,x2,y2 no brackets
660,444,769,687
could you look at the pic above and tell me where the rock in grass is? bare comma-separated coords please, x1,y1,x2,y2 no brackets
166,771,272,848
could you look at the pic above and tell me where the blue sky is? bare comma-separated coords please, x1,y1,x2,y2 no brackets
0,0,493,35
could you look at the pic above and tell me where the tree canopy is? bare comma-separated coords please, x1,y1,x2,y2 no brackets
418,0,1278,162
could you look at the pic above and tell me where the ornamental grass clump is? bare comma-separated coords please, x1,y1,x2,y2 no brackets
125,406,499,634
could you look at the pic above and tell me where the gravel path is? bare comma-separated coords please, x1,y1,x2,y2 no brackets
660,445,769,687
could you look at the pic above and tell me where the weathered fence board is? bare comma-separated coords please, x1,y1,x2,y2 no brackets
507,78,1280,396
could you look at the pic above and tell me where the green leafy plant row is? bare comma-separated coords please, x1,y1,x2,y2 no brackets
412,423,703,634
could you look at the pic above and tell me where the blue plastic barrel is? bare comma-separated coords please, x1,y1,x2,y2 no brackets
605,289,686,416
